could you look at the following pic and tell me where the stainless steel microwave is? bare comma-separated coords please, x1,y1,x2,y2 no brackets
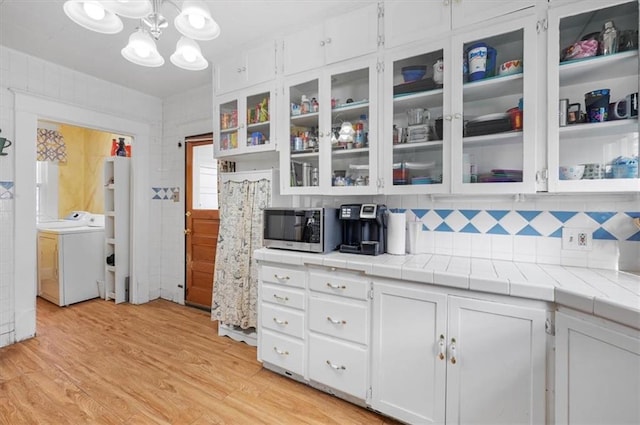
263,207,341,253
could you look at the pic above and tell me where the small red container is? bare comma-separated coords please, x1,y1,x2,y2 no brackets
507,107,523,131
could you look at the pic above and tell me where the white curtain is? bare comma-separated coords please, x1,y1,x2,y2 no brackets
211,178,271,329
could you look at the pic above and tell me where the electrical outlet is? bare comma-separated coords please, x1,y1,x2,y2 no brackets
562,227,592,251
172,189,180,202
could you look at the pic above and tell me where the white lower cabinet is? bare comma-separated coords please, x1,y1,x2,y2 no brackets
555,309,640,425
371,280,547,425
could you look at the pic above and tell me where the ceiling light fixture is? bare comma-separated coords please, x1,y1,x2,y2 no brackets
63,0,219,71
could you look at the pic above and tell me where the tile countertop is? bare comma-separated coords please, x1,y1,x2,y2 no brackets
254,248,640,331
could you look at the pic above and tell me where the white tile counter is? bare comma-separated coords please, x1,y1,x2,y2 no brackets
255,248,640,330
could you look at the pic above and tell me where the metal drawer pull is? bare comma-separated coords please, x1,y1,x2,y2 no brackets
449,337,457,364
273,317,288,325
273,294,289,302
326,282,346,290
326,360,346,370
274,274,290,281
273,347,289,356
438,334,446,360
326,316,346,325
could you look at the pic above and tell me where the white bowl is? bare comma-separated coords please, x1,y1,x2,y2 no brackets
498,59,523,76
559,165,585,180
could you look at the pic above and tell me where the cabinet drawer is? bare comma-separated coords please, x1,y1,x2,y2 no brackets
309,271,369,300
261,265,305,289
261,303,305,339
308,333,368,400
262,283,305,310
309,297,368,345
260,329,304,376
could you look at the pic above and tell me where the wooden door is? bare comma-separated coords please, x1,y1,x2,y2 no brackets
185,137,219,308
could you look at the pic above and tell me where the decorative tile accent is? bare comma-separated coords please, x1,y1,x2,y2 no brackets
404,208,640,243
151,187,179,201
0,181,14,199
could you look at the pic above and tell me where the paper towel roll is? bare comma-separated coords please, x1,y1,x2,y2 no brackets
386,212,406,255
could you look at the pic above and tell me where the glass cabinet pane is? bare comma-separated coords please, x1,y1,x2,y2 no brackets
555,1,638,183
288,78,320,188
391,50,445,188
246,91,271,147
330,67,371,188
219,99,238,152
462,28,525,185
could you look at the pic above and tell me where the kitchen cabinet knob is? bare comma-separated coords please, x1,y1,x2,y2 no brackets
273,347,289,356
454,113,462,120
325,37,332,44
236,67,242,73
184,228,191,235
438,334,446,360
449,337,457,364
326,360,346,370
444,115,453,121
274,274,290,281
273,294,289,302
326,282,346,290
327,316,347,325
185,211,191,217
320,40,325,46
273,317,288,326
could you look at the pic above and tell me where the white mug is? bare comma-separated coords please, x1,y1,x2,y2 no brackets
433,59,444,85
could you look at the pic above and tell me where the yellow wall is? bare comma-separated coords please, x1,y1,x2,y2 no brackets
57,125,115,217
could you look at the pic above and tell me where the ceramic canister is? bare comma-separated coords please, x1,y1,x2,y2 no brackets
467,42,488,81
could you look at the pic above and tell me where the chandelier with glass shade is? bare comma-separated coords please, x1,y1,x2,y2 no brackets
63,0,220,71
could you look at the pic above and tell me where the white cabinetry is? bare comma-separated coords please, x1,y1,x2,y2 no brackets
383,0,537,50
281,57,379,195
307,268,370,401
371,280,547,424
214,82,276,158
214,40,276,95
283,3,379,76
257,264,307,378
546,0,639,192
103,157,130,304
555,309,640,425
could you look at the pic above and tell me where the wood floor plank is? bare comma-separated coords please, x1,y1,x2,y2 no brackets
0,297,399,425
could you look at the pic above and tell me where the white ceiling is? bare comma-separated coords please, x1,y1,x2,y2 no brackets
0,0,376,98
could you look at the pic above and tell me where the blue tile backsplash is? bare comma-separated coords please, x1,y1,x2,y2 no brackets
151,187,179,200
398,208,640,242
0,181,14,200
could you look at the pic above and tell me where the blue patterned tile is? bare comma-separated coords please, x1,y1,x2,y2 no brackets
488,210,509,221
517,225,542,236
517,211,542,222
435,209,454,219
411,209,429,219
549,228,563,238
460,223,481,233
593,227,617,240
435,222,454,232
627,231,640,241
586,212,616,225
459,209,481,220
550,211,578,223
487,224,509,235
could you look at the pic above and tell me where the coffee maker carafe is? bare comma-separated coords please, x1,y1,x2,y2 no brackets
338,204,386,255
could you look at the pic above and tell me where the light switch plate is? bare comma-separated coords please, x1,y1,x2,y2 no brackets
562,227,592,251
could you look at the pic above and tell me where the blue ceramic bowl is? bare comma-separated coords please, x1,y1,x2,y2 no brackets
402,66,426,83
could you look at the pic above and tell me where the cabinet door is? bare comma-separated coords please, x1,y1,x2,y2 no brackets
555,311,640,425
451,12,539,194
382,40,450,194
37,233,60,305
246,41,276,87
371,281,447,424
215,96,242,156
546,0,639,193
451,0,537,29
445,296,546,425
323,3,379,66
384,0,451,49
215,54,247,95
283,22,325,76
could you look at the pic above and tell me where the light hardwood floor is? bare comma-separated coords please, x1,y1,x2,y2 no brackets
0,297,400,424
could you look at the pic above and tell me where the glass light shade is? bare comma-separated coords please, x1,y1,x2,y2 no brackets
101,0,152,19
170,37,208,71
121,29,164,67
63,0,123,34
174,0,220,41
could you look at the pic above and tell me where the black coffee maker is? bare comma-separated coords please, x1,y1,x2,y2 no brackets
338,204,386,255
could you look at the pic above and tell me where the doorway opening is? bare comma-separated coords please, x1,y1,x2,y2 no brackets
184,134,219,310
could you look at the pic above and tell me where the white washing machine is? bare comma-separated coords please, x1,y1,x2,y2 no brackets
37,212,105,306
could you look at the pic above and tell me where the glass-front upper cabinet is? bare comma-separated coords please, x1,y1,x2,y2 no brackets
547,0,639,192
214,83,276,158
280,57,378,195
382,41,450,194
450,12,540,194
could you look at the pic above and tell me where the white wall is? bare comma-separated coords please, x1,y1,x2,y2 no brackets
0,46,163,347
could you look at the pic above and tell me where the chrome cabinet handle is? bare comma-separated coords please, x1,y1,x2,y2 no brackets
325,37,332,44
449,337,457,364
326,360,345,370
438,334,446,360
326,282,346,290
273,294,289,302
454,113,462,120
274,274,290,281
327,316,346,325
320,40,325,46
444,115,453,121
273,346,289,356
273,317,288,325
